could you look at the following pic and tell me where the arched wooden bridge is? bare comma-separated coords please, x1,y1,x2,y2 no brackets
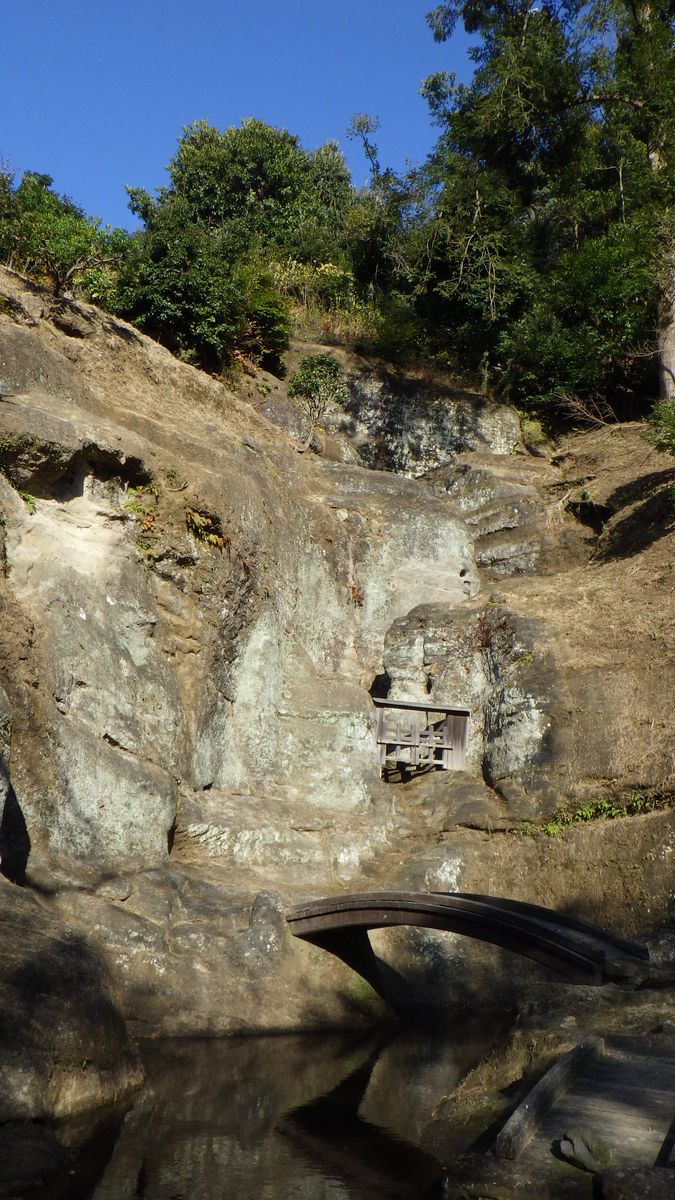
287,892,650,994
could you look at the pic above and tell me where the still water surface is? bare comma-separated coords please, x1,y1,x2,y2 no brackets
14,1022,500,1199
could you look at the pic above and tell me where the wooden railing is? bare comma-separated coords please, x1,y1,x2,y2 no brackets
373,697,470,773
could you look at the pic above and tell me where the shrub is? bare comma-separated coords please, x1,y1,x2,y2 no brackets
233,261,290,374
113,216,245,372
0,171,119,296
288,354,349,410
287,354,349,448
646,398,675,455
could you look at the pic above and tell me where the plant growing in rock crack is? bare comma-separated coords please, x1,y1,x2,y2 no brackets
459,609,513,656
474,611,505,650
124,497,151,517
288,354,349,452
123,485,158,534
165,469,187,492
18,490,37,514
185,507,230,551
134,536,158,562
349,578,365,606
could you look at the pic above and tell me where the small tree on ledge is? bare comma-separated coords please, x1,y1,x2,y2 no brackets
287,354,349,451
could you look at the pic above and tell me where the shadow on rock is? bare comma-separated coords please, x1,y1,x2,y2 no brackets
0,770,30,884
0,885,143,1122
0,1105,125,1200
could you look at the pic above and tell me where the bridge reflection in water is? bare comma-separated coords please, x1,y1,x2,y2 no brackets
83,1027,496,1200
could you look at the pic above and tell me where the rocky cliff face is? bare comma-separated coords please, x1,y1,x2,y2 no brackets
0,268,673,1118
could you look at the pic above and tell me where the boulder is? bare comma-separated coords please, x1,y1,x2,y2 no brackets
0,883,142,1121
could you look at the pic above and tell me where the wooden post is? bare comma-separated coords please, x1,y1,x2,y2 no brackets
448,713,468,770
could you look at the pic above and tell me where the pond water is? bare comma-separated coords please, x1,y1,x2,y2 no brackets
3,1020,502,1200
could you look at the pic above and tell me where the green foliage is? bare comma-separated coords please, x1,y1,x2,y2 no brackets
541,789,672,837
347,114,384,181
414,0,675,416
287,354,350,443
160,119,334,254
288,354,348,407
645,399,675,455
0,170,125,296
124,499,149,517
185,507,229,550
519,416,547,448
18,490,36,514
4,6,673,411
114,120,356,372
113,210,244,372
500,225,658,412
233,261,291,373
372,291,423,361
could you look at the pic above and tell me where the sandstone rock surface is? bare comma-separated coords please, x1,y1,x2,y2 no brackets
282,338,522,475
0,881,142,1122
0,266,673,1115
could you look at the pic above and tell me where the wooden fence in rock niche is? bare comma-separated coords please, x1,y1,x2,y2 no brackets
373,697,470,774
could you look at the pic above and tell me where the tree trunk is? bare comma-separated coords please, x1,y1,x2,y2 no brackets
657,276,675,401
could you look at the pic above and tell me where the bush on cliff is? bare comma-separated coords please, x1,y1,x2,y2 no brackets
112,120,351,373
0,170,125,297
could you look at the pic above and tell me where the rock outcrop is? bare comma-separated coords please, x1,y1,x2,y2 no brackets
0,882,142,1122
280,338,522,475
0,267,673,1116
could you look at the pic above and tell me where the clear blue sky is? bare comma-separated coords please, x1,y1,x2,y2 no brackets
1,1,472,230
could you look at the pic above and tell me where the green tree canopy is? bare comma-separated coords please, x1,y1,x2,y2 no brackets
415,0,675,411
0,170,123,296
114,119,361,371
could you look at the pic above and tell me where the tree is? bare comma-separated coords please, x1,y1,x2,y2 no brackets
287,353,349,450
115,120,356,372
415,2,593,391
158,119,312,250
113,204,246,372
0,171,120,295
597,0,675,400
420,0,675,410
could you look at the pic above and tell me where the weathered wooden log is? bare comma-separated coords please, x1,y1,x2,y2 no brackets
490,1041,603,1160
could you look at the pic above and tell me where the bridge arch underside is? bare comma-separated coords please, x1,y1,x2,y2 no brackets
287,894,649,995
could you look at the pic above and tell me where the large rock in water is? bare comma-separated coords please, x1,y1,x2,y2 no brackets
0,882,142,1120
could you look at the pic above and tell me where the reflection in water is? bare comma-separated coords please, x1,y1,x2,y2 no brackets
279,1040,444,1198
1,1020,497,1200
0,1107,123,1200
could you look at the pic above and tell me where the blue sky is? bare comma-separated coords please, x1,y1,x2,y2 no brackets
2,1,472,229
